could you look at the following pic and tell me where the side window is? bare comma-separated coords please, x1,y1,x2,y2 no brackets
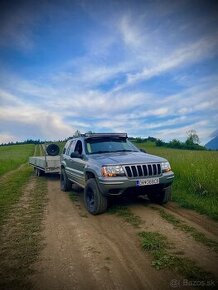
66,140,76,156
63,140,70,154
74,140,83,155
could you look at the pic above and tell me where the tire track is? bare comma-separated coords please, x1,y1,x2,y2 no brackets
32,178,178,290
128,200,218,280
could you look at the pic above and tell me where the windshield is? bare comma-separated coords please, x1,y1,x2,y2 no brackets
85,138,139,154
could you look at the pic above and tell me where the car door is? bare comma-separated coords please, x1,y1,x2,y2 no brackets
70,140,86,187
64,140,76,181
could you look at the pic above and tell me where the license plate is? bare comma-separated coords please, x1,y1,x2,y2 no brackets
136,178,159,186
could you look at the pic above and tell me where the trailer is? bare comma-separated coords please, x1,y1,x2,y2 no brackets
29,144,61,176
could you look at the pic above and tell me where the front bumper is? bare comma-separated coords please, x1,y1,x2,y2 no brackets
97,171,174,195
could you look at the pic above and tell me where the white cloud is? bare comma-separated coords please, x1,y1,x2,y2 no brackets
113,35,218,92
1,70,217,144
155,120,211,144
0,91,74,142
119,14,143,48
0,133,18,144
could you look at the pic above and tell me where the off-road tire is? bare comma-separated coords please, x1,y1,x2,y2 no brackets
46,143,60,156
84,178,108,215
60,168,72,192
148,185,171,204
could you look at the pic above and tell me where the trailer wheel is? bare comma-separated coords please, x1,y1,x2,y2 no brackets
34,168,44,177
60,168,72,191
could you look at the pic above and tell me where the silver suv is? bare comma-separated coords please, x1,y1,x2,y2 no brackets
60,133,174,214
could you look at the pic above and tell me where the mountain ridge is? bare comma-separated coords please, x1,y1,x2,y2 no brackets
205,136,218,150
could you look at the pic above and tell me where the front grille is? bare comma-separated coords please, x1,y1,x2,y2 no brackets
124,163,161,178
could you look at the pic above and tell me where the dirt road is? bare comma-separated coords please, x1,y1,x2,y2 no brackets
32,176,218,290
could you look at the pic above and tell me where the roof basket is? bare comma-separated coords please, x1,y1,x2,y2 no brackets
84,133,128,138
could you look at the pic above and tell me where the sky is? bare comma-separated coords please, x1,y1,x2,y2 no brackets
0,0,218,145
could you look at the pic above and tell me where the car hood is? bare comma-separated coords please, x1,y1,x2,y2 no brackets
88,151,167,165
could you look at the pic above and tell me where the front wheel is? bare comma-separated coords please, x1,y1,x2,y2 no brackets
84,179,108,215
60,168,72,192
148,185,171,204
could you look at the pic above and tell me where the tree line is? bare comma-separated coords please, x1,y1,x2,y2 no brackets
0,139,66,147
1,130,206,150
131,130,206,151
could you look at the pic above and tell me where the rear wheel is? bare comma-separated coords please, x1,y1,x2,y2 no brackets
60,168,72,191
148,185,171,204
84,179,108,215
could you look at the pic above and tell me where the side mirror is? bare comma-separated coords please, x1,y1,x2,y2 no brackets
70,152,81,158
140,148,146,153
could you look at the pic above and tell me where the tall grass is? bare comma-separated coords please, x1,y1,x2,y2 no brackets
55,141,65,152
136,142,218,220
0,153,48,289
0,144,37,225
0,144,35,176
0,165,33,227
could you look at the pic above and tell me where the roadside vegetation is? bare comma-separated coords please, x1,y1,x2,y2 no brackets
0,144,35,176
138,231,213,280
131,130,206,151
159,209,218,253
136,141,218,220
108,205,142,228
0,144,37,225
55,141,65,152
0,144,48,289
0,174,47,290
35,143,42,156
0,165,33,227
109,205,215,281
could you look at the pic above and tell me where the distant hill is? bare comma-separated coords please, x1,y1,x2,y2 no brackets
205,136,218,150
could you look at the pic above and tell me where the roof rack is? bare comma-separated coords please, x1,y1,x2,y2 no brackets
85,133,128,138
69,133,128,139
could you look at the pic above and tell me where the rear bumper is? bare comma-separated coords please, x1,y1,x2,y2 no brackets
97,171,174,196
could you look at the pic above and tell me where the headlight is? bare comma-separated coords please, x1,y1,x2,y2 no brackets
101,165,125,177
161,162,171,173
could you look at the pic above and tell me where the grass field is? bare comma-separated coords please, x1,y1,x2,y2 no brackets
0,144,35,176
0,144,48,288
136,142,218,220
0,165,33,227
0,144,37,225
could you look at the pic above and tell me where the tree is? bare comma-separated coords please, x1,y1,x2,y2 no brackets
186,130,200,145
156,139,165,147
135,137,143,143
169,139,182,149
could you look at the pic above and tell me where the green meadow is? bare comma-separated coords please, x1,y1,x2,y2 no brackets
0,144,35,176
0,144,36,225
136,142,218,220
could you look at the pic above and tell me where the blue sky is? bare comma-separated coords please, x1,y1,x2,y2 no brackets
0,0,218,144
